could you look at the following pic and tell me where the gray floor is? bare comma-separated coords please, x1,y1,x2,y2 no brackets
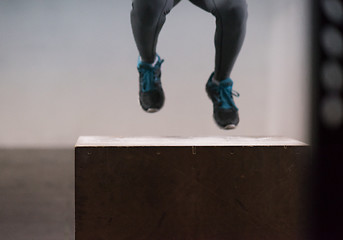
0,148,74,240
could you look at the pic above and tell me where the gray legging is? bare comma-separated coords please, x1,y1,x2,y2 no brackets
130,0,247,81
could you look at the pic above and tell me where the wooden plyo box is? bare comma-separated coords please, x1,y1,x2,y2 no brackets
75,136,309,240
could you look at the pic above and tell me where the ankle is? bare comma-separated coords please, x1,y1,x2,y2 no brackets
140,56,158,66
212,77,221,86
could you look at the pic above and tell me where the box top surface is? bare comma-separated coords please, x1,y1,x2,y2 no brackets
76,136,307,147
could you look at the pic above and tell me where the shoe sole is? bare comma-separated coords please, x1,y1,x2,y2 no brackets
223,124,237,130
147,108,159,113
139,99,162,113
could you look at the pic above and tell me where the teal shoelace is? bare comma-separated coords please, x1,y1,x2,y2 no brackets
138,59,164,92
217,78,240,110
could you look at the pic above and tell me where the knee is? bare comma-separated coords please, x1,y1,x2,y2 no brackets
131,1,167,26
216,0,248,26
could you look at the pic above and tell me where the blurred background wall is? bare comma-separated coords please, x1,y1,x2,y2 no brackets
0,0,310,147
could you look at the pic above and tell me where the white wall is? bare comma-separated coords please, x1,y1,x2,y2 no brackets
0,0,310,147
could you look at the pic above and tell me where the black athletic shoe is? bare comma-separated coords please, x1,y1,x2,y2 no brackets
137,54,165,113
206,72,240,129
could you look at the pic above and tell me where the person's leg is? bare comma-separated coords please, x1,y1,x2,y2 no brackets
131,0,181,113
189,0,248,80
190,0,247,129
131,0,180,63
